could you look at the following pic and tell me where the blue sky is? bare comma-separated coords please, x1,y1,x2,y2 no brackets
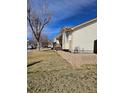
27,0,97,40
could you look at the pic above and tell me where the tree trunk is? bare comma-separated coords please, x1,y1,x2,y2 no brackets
37,41,40,51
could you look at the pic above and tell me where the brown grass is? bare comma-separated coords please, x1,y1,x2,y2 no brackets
27,49,97,93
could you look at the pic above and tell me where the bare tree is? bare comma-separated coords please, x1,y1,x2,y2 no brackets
27,0,51,51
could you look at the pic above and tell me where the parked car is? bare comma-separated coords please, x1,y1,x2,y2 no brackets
48,45,53,48
27,44,36,49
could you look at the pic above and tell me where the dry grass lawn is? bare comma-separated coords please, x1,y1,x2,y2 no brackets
27,49,97,93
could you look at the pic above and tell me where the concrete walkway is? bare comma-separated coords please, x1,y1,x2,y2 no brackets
57,51,97,68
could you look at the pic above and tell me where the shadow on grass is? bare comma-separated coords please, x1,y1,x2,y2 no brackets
27,60,43,67
42,49,52,52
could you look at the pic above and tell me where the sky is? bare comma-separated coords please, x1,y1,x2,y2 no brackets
27,0,97,41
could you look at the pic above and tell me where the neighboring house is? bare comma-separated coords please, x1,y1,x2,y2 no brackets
53,34,62,50
61,18,97,53
47,40,53,48
54,36,60,45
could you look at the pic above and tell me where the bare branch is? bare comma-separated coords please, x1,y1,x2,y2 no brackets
27,0,51,50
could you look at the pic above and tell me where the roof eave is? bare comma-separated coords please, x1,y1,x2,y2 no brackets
72,18,97,31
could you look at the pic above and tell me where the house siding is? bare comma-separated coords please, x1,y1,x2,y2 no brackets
62,32,72,50
71,22,97,53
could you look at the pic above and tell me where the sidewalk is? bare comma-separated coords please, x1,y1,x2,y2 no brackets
57,51,97,68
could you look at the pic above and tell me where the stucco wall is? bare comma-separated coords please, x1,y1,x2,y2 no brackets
62,32,65,49
62,32,72,50
71,22,97,52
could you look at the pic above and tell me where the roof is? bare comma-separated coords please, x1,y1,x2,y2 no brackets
54,33,62,40
61,27,72,33
61,18,97,33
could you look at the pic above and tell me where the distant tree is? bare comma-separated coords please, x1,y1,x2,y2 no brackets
27,0,51,51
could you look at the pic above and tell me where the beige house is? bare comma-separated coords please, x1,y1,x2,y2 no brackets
61,18,97,53
53,34,61,44
53,34,62,50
